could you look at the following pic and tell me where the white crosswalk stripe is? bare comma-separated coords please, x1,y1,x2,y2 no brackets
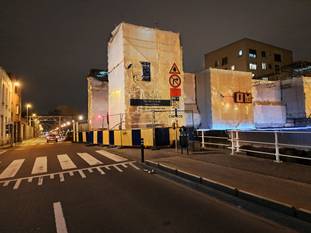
0,159,25,179
77,153,103,166
57,154,77,170
96,150,127,162
31,156,48,174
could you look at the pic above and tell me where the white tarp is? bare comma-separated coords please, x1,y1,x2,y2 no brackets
108,22,184,129
196,68,254,130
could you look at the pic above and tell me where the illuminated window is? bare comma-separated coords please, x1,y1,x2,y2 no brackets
231,65,235,70
249,49,257,58
140,62,151,81
262,62,267,70
249,63,257,70
238,49,243,57
222,57,228,66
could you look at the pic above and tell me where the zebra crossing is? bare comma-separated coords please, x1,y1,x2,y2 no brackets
0,150,140,190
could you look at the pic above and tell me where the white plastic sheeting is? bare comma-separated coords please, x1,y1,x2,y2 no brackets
87,77,109,130
108,22,184,129
196,68,254,130
252,80,286,128
281,76,311,119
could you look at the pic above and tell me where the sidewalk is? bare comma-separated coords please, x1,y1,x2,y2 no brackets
100,147,311,211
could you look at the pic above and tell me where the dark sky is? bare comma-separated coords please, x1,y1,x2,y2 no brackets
0,0,310,114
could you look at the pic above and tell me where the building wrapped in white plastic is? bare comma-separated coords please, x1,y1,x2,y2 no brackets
196,68,254,129
252,80,286,128
281,76,311,119
108,23,184,129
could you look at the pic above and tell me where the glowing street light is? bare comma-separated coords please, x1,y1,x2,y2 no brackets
78,115,84,121
26,103,32,125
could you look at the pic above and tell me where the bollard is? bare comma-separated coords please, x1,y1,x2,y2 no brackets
141,138,145,163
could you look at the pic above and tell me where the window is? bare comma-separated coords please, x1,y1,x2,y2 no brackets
140,62,151,81
274,54,282,62
249,63,257,70
231,65,235,70
261,51,266,58
16,104,20,115
221,57,228,66
268,64,272,69
238,49,243,57
275,65,280,74
262,62,267,70
249,49,257,58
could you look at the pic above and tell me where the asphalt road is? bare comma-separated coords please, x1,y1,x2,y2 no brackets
0,138,297,233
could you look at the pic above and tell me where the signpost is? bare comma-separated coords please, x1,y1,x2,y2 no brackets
168,63,182,152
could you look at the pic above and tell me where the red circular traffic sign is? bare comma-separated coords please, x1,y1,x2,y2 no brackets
169,75,181,88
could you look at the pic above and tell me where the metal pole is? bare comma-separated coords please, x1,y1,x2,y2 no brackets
26,107,29,125
235,130,240,153
230,130,235,155
274,131,281,163
201,130,205,149
141,138,144,163
175,118,178,152
152,111,156,148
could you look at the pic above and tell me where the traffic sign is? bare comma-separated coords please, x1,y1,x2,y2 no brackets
169,63,181,74
170,88,181,97
169,75,181,88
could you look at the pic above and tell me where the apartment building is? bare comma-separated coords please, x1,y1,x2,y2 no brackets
0,67,13,145
204,38,293,80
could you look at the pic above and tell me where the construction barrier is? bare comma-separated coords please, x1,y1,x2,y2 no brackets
75,128,176,148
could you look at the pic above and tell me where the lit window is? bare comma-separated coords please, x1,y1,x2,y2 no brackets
231,65,235,70
238,49,243,57
262,62,267,70
249,63,257,70
140,62,151,81
249,49,257,59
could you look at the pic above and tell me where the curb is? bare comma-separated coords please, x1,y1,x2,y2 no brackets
144,160,311,223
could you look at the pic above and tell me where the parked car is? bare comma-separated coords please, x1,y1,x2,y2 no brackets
46,134,58,143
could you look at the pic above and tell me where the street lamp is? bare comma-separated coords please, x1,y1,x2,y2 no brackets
26,103,32,125
78,115,84,121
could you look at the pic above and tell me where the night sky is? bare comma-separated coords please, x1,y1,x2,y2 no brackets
0,0,310,114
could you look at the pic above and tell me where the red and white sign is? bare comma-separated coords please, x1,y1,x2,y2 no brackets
169,63,181,74
169,75,181,88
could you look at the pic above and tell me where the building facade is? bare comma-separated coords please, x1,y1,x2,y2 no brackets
87,69,109,130
204,38,293,80
0,67,13,145
108,22,184,129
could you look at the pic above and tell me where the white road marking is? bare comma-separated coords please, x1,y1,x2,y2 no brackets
121,163,128,168
0,159,25,179
38,176,43,186
53,202,69,233
13,179,22,190
87,168,93,173
59,173,65,182
50,174,55,179
105,166,111,170
77,153,102,166
69,171,74,176
96,167,105,175
57,154,77,170
31,156,48,174
129,162,140,170
78,170,86,178
113,165,123,172
96,150,127,162
28,177,33,182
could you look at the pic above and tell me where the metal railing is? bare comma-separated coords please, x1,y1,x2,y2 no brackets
198,129,311,163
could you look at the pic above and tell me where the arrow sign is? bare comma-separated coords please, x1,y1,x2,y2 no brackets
169,75,181,88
